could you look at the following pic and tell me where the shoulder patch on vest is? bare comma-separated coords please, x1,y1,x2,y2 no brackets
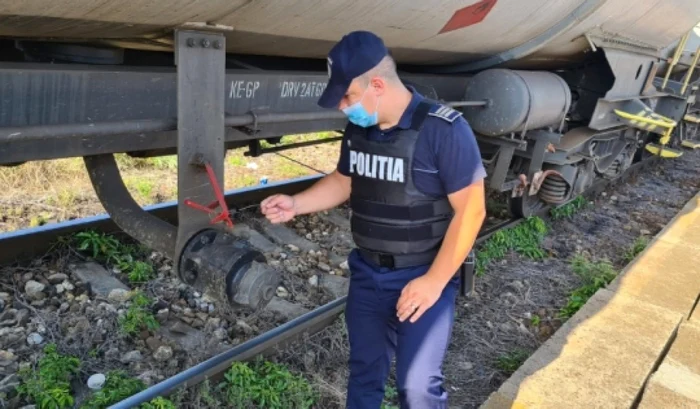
427,104,462,123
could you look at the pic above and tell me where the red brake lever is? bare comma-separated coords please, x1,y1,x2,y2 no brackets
183,163,233,228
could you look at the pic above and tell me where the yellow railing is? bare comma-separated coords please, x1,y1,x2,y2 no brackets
614,108,682,158
681,44,700,95
614,109,676,143
662,31,690,89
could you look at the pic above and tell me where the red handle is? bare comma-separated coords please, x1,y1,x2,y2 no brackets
183,163,233,228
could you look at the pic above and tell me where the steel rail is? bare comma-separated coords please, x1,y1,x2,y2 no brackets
0,174,323,266
108,296,347,409
107,154,661,408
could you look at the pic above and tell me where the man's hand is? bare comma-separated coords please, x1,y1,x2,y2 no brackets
259,170,351,223
260,194,296,224
396,275,447,323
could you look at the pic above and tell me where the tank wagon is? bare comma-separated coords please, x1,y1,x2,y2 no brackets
1,0,699,312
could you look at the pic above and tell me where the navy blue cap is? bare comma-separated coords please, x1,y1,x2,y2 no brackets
318,31,389,109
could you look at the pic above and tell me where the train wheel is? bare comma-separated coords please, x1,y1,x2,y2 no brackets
509,193,547,218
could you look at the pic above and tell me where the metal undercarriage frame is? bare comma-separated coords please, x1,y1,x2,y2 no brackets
1,32,697,298
0,30,477,311
503,46,699,217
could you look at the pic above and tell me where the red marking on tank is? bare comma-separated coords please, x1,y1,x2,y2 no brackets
439,0,498,34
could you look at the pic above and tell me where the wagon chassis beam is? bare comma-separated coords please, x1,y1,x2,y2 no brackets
0,61,474,166
81,29,282,312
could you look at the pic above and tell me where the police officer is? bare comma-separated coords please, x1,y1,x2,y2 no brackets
260,31,486,409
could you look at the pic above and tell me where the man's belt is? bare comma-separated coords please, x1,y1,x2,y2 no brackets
358,248,439,269
358,248,477,297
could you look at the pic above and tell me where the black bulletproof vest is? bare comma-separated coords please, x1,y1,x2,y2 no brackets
346,100,454,268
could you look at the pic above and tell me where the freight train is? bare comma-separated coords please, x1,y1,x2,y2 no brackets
1,1,699,311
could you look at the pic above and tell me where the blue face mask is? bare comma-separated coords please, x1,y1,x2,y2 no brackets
342,85,380,128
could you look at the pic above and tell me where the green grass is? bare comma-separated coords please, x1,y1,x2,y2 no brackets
16,345,174,409
118,291,160,337
73,230,155,285
381,385,399,409
559,255,618,319
15,337,316,409
126,261,155,284
16,344,80,409
81,371,156,409
495,349,530,375
229,155,246,167
220,360,317,409
550,196,588,220
556,236,648,320
70,231,159,336
623,236,650,263
476,216,548,275
158,359,321,409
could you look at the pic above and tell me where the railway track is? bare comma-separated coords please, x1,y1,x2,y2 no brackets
0,153,662,409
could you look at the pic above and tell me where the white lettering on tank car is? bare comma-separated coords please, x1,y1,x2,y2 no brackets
280,81,327,98
229,81,260,99
349,150,404,183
